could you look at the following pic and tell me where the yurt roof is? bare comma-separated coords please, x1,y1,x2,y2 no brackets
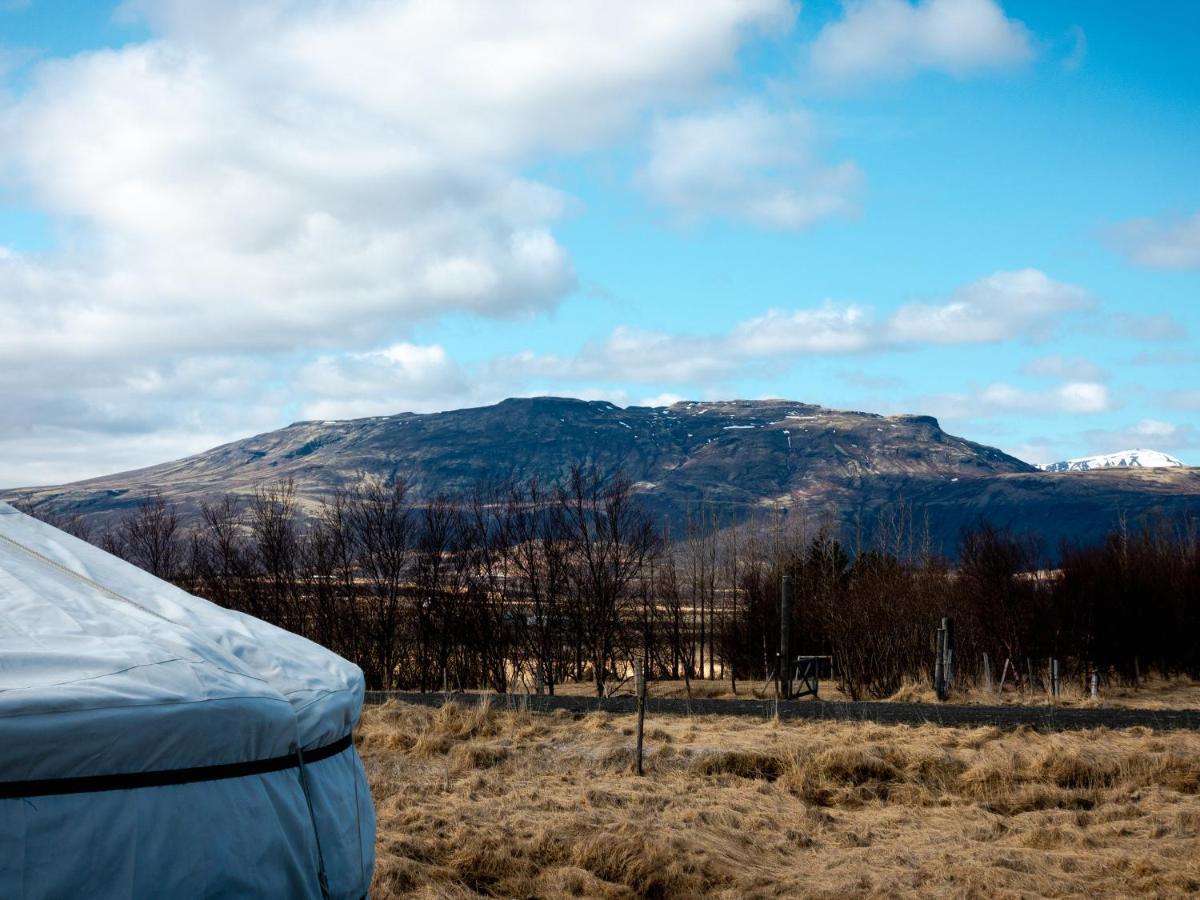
0,501,363,785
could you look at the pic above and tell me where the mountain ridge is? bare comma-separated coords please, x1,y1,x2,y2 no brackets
6,397,1198,557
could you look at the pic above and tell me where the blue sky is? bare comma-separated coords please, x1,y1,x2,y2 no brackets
0,0,1196,486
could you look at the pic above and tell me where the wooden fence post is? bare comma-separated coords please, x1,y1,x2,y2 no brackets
997,657,1011,697
635,654,647,776
934,620,947,701
982,653,993,693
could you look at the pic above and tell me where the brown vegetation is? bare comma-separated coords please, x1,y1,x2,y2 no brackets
360,700,1200,898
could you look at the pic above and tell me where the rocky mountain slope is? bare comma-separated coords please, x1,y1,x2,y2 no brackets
8,397,1198,557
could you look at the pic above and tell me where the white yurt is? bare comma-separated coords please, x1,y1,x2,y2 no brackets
0,501,375,899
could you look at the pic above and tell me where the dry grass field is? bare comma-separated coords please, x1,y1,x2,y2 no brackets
358,699,1200,899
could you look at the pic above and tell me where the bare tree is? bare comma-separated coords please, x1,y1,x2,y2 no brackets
303,489,360,657
560,465,658,697
118,492,182,580
460,481,518,693
189,493,250,612
347,476,413,690
249,481,304,633
506,478,570,694
412,493,464,692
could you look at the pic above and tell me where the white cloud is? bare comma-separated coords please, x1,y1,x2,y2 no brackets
1020,354,1104,382
1053,382,1111,414
0,352,289,488
810,0,1034,83
0,0,792,484
637,392,688,408
0,427,253,489
1000,437,1058,468
731,304,874,353
119,0,793,161
494,269,1088,385
637,103,861,229
1107,211,1200,270
1082,419,1198,455
917,380,1113,436
1007,419,1198,468
978,381,1110,414
885,269,1088,345
294,343,470,420
1130,419,1181,439
493,327,738,385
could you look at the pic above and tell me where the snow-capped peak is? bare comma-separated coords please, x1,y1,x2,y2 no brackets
1038,449,1184,472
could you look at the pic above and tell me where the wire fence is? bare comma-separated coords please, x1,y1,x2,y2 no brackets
362,689,1200,731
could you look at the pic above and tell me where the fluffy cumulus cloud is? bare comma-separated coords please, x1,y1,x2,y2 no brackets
1106,211,1200,270
979,381,1111,414
636,103,861,229
495,269,1089,385
2,0,797,359
810,0,1034,83
884,269,1089,345
918,380,1112,433
294,343,471,421
0,0,792,483
730,304,875,354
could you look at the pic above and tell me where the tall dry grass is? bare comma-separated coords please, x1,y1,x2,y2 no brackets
359,700,1200,898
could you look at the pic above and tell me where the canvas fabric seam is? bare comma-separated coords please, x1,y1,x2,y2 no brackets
0,527,278,689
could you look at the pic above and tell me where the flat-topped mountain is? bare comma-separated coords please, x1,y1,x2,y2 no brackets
8,397,1198,556
7,396,1033,511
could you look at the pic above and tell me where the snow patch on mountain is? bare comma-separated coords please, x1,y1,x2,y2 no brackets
1039,449,1184,472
